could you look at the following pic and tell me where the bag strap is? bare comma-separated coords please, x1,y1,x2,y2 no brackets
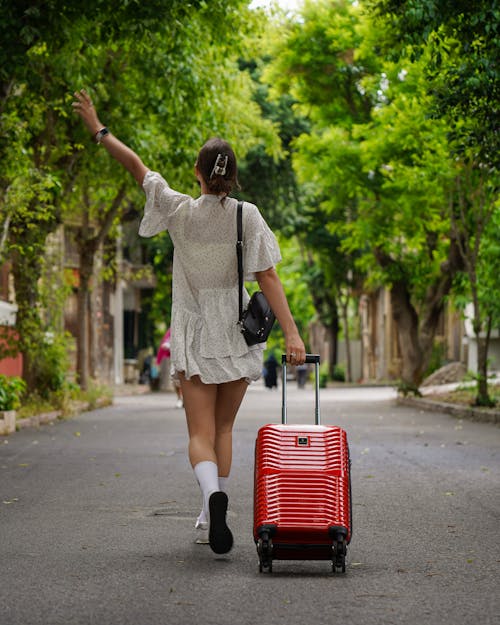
236,201,244,323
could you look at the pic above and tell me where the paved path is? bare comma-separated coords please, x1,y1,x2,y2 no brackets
1,383,499,625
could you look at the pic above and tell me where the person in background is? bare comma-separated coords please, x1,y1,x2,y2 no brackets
296,362,308,389
72,89,306,556
157,328,183,408
263,352,278,390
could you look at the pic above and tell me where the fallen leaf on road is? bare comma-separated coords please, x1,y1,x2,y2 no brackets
74,431,81,437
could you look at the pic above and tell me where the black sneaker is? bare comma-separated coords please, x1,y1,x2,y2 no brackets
208,491,233,554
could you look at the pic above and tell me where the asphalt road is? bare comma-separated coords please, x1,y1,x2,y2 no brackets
1,382,499,625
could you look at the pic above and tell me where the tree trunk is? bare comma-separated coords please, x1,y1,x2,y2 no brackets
75,185,126,389
376,230,463,394
390,281,424,393
340,295,352,382
474,313,493,406
76,273,90,391
328,309,339,379
76,241,97,391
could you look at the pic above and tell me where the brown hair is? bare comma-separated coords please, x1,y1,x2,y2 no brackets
196,137,240,195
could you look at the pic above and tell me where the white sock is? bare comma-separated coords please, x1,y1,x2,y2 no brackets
195,473,229,529
219,476,229,494
194,461,219,526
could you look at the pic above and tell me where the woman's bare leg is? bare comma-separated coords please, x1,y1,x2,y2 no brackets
178,373,218,467
179,374,248,471
179,373,248,552
214,378,249,477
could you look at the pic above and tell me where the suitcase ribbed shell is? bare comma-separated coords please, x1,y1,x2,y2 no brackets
254,424,351,551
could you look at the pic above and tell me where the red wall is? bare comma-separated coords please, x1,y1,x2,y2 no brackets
0,329,22,377
0,353,22,377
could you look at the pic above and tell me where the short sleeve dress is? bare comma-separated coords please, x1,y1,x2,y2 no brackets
139,170,282,384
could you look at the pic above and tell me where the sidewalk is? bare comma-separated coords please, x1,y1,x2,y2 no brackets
397,375,500,424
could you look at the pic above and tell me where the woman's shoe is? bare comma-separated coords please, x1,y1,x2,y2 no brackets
208,491,233,554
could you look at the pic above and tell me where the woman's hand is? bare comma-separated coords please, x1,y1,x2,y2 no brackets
72,89,104,137
71,88,148,185
285,331,306,366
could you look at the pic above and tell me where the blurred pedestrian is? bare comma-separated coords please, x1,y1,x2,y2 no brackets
264,353,278,389
156,328,183,407
296,362,308,389
72,89,306,555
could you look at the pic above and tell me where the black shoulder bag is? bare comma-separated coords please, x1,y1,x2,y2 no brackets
236,201,276,346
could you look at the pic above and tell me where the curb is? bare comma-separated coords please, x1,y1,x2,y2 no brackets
1,398,113,437
396,396,500,425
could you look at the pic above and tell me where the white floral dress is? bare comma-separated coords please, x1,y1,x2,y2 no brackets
139,170,282,384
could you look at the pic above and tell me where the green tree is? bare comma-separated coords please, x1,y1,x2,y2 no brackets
261,0,374,375
451,164,499,406
0,1,279,391
261,0,476,391
366,0,500,400
366,0,499,169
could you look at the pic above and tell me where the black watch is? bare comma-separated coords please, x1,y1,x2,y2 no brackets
94,127,109,144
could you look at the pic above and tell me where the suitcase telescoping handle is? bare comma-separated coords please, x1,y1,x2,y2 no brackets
281,354,321,425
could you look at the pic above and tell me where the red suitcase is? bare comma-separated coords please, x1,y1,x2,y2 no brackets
254,354,352,573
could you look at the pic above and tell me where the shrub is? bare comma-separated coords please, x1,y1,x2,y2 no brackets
319,363,329,388
0,375,27,411
31,333,70,399
332,364,345,382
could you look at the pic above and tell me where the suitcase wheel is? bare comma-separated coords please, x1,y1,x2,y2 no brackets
257,531,273,573
332,535,347,574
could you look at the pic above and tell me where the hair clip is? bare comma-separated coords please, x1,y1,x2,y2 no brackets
210,153,228,178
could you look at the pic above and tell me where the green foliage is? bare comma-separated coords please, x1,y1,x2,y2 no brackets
0,375,27,411
475,201,500,330
332,364,346,382
319,363,329,388
258,0,497,388
1,0,281,391
365,0,499,169
30,333,71,399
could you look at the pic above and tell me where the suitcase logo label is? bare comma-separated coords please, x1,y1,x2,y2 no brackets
297,436,310,446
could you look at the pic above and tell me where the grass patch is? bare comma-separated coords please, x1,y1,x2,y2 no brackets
425,383,500,407
17,382,113,420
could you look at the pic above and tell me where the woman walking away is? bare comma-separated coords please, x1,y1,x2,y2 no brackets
72,89,306,555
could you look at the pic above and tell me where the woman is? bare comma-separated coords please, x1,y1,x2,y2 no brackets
72,89,306,555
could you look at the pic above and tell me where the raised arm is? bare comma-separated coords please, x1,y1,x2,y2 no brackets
72,89,148,186
255,266,306,365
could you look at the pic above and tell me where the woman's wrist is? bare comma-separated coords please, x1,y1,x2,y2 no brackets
283,323,299,338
